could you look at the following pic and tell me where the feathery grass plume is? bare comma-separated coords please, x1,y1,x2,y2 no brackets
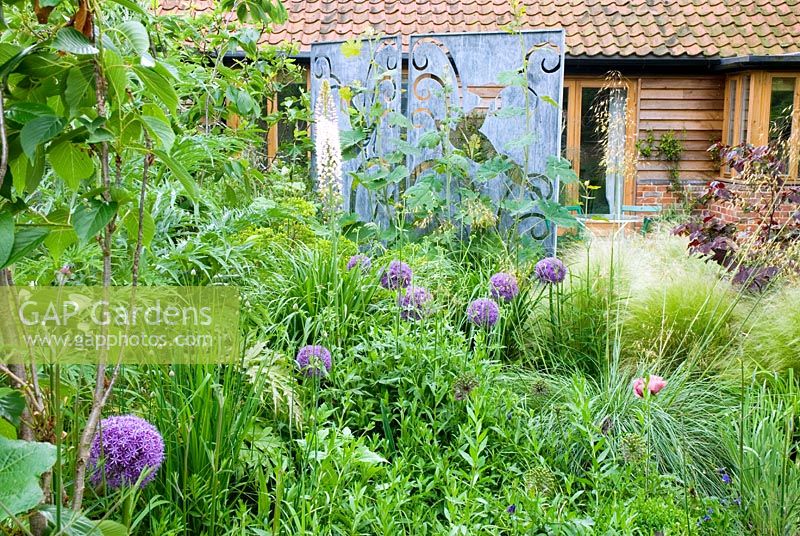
314,79,342,211
742,285,800,372
560,232,746,373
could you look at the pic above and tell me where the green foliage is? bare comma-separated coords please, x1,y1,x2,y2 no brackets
0,388,25,426
743,286,800,372
722,373,800,535
2,1,799,533
636,129,656,158
0,437,57,521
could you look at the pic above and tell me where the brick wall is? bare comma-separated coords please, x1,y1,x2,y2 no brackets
704,180,798,227
634,180,707,209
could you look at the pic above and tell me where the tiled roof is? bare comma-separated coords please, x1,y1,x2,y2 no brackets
157,0,800,58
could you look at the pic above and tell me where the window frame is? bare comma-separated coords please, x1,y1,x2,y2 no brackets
722,71,800,180
561,77,639,208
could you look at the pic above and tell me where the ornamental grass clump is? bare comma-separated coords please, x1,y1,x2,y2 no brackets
467,298,499,328
296,345,332,377
88,415,165,489
380,260,412,290
489,272,519,302
397,286,433,321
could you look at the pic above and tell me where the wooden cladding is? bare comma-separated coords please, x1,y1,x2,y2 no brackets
637,76,724,182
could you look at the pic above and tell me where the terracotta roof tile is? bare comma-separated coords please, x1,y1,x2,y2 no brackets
157,0,800,57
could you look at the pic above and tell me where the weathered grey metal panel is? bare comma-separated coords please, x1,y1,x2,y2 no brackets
407,31,565,251
310,37,402,225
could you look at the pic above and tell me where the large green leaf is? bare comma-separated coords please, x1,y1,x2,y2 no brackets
153,150,200,202
10,149,45,195
0,227,50,270
545,155,579,186
535,198,580,228
417,131,441,149
37,505,129,535
0,43,38,80
65,63,94,115
0,211,13,267
106,0,146,15
476,156,515,182
48,141,95,190
4,103,55,125
0,420,16,440
141,115,174,152
20,115,65,160
53,28,98,55
43,227,78,262
104,49,129,109
72,200,118,243
0,437,57,521
497,70,527,87
0,389,25,427
121,208,155,248
133,66,178,114
117,20,149,56
404,175,441,212
43,209,77,261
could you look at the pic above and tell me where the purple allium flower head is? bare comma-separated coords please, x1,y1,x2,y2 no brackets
88,415,165,489
380,260,412,290
466,298,500,328
534,257,567,284
490,272,519,302
397,286,433,321
346,254,371,272
296,345,332,377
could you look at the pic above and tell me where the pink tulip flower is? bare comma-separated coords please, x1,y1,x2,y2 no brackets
632,375,667,398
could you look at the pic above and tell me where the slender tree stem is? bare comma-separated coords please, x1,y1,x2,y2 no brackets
0,81,8,189
73,30,118,511
132,137,152,287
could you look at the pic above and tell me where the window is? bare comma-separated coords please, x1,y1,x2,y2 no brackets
562,78,637,215
768,77,799,178
723,72,800,179
723,73,752,147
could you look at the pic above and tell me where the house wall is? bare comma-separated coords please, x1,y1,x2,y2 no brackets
633,76,725,208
